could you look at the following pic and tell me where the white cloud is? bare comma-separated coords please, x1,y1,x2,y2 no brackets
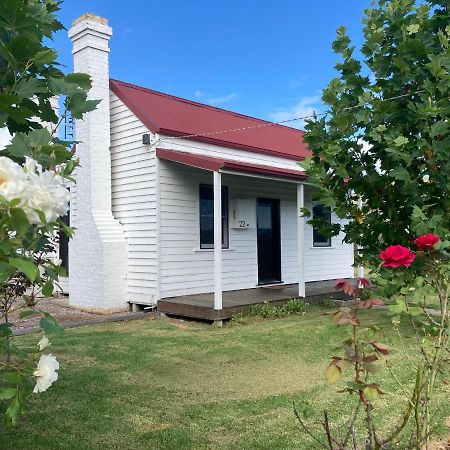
194,91,240,106
207,93,240,105
270,96,322,129
288,76,309,90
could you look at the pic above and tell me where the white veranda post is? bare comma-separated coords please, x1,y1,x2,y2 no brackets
297,183,306,297
213,171,223,310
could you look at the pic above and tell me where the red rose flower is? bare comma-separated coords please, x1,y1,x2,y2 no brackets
413,234,440,251
379,245,416,268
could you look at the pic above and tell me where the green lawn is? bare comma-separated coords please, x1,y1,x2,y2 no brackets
1,306,449,449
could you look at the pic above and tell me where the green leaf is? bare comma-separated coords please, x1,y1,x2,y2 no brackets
41,281,54,298
0,93,20,110
295,402,315,419
407,23,420,35
389,300,408,314
9,208,30,235
363,385,380,401
393,136,409,146
0,388,17,401
5,396,21,428
0,323,13,338
433,240,450,250
0,41,17,69
39,313,64,335
65,73,92,90
412,205,427,221
40,144,71,164
33,49,57,66
15,78,47,98
3,371,18,385
408,307,423,316
427,55,445,78
326,364,342,384
430,121,449,138
68,92,99,119
28,127,52,146
5,133,30,159
9,258,38,282
389,167,411,183
0,262,15,284
19,310,41,319
9,198,21,208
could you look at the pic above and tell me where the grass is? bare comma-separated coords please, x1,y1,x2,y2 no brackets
1,305,449,449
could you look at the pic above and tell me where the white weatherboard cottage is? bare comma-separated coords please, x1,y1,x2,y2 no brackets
67,14,354,314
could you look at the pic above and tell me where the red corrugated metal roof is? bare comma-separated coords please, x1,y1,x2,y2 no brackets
110,79,310,161
156,148,307,181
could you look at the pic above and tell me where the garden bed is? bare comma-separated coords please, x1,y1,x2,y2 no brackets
9,297,145,334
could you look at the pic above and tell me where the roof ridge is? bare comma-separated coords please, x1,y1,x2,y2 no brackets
109,78,304,134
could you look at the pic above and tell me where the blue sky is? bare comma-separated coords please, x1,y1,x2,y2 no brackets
54,1,372,128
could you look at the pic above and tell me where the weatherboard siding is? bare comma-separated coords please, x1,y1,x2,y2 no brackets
159,161,354,299
109,92,158,303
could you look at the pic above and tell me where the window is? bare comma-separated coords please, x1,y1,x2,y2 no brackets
312,204,332,247
199,184,229,249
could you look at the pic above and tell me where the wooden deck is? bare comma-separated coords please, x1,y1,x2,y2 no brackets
158,280,348,321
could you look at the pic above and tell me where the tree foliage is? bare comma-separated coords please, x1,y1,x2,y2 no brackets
0,0,98,166
303,0,450,266
301,2,450,448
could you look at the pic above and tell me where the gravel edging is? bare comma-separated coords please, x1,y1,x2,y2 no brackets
13,311,155,336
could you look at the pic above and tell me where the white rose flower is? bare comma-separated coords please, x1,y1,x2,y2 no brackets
33,354,59,393
0,156,27,202
23,156,38,174
37,335,50,351
22,166,70,224
422,174,430,183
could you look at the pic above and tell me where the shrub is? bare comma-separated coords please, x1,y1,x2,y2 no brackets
230,299,308,323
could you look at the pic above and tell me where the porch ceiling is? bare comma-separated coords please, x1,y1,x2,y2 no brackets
156,148,307,181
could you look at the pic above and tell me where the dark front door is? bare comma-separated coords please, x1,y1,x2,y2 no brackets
257,198,281,284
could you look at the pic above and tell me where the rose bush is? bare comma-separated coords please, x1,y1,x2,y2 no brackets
302,234,450,449
0,0,98,427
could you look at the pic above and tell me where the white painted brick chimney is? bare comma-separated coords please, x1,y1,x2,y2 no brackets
68,14,128,312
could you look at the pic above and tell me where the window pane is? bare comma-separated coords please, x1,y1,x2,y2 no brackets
200,216,214,248
222,217,229,247
221,187,228,247
199,184,229,249
200,185,213,214
312,204,332,247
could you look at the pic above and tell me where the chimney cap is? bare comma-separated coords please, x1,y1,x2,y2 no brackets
72,13,108,27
